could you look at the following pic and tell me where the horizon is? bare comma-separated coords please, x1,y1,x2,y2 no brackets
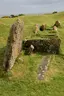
0,0,64,16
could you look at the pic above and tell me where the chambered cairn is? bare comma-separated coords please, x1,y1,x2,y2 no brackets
3,19,24,71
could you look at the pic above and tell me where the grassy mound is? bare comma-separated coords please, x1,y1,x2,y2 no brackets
0,12,64,96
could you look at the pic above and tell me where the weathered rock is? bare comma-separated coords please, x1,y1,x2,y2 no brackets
38,56,49,80
3,19,24,71
34,24,39,34
54,20,61,27
29,44,34,54
53,26,58,31
23,38,61,54
40,24,46,31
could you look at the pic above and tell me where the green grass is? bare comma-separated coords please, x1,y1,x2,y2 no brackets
0,12,64,96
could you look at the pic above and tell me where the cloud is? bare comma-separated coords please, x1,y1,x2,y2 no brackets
2,0,63,5
0,0,64,15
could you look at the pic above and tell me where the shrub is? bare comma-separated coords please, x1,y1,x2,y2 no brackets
18,14,25,16
2,16,10,18
53,11,58,14
10,15,18,18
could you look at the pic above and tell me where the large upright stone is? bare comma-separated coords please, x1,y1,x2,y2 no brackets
3,19,24,71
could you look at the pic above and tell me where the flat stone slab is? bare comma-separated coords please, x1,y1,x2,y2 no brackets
38,56,50,80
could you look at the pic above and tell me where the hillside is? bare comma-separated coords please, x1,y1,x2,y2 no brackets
0,12,64,96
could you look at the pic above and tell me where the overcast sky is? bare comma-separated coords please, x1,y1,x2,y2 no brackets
0,0,64,15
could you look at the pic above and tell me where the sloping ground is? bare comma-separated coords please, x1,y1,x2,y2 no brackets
0,12,64,96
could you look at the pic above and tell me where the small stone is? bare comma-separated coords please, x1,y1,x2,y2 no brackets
54,20,61,27
53,26,58,31
19,58,24,63
40,24,46,31
45,66,48,70
29,44,34,54
42,70,45,73
34,24,39,34
38,73,41,76
30,45,34,50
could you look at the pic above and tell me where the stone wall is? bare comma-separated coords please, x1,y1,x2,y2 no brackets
23,38,61,54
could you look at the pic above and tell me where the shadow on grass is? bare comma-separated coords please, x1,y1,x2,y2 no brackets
24,50,57,56
0,47,5,69
0,47,12,79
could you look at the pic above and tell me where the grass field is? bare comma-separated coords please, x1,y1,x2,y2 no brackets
0,12,64,96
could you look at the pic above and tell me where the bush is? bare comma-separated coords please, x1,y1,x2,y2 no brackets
53,11,58,14
2,16,10,18
18,14,25,16
10,15,18,18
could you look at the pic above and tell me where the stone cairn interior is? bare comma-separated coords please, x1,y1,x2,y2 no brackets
23,38,61,55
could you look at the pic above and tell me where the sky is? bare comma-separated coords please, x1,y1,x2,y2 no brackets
0,0,64,15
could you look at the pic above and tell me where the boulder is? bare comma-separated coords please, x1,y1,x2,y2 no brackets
53,26,58,31
3,19,24,71
40,24,46,31
54,20,61,27
34,24,39,34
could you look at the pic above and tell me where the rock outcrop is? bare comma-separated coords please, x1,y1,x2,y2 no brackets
3,19,24,71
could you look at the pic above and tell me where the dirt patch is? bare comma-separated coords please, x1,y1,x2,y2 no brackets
11,71,24,78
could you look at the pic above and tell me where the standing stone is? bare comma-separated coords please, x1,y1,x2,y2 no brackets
40,24,46,31
54,20,61,27
3,19,24,71
34,24,39,34
53,26,58,31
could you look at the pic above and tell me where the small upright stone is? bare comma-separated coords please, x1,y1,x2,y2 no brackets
53,26,58,31
3,19,24,71
54,20,61,27
40,24,46,31
34,24,39,34
29,44,34,54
